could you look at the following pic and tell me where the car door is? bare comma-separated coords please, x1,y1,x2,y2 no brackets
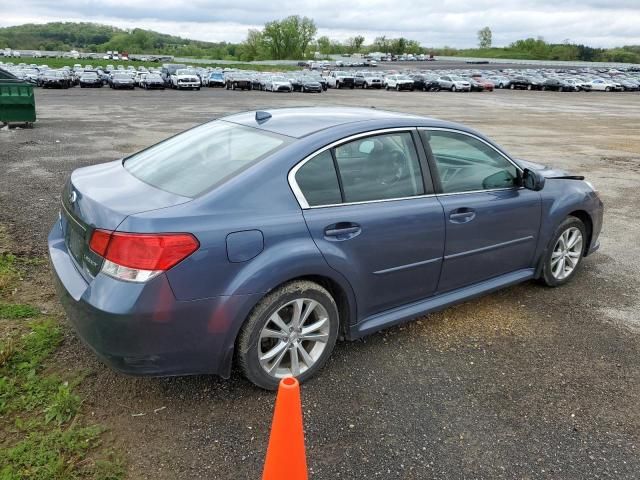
419,128,542,293
291,129,446,320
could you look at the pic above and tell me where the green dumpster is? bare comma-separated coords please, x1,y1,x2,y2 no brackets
0,67,36,127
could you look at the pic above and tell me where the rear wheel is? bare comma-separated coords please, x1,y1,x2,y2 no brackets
451,85,456,92
237,280,339,390
541,216,586,287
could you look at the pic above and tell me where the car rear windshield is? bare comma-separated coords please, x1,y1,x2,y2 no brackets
124,121,292,197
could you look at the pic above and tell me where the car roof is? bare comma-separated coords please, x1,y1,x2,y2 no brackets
221,107,453,138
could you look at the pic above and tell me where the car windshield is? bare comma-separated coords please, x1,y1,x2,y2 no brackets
397,75,411,80
147,74,161,80
124,121,292,197
113,74,129,79
176,69,195,75
82,73,98,78
450,75,464,81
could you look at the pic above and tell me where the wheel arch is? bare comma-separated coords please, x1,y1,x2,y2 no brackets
567,209,593,255
534,209,593,278
220,270,357,378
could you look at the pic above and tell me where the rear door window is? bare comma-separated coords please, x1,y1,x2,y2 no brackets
334,132,425,203
295,151,342,207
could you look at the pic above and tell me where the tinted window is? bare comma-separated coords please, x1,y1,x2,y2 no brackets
295,151,342,207
334,132,424,203
422,130,518,194
125,121,291,197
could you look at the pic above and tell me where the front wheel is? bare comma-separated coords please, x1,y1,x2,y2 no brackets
540,216,586,287
237,280,340,390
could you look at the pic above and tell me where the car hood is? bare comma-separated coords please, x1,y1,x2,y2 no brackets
514,158,572,178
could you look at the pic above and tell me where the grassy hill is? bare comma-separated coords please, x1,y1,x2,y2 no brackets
435,39,640,64
0,22,238,59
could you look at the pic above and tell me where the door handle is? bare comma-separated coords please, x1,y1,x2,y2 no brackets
449,209,476,224
324,222,362,240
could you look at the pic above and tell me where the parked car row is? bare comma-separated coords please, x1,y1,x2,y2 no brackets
3,61,639,95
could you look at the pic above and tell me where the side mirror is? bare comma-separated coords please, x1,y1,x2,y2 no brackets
522,168,545,191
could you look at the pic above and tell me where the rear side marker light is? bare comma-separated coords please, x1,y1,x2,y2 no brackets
89,230,199,282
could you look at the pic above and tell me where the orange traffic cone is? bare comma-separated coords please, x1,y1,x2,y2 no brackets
262,377,308,480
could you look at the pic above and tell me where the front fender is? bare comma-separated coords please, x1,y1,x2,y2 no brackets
533,179,603,273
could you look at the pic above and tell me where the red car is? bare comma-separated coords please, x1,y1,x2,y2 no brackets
474,77,495,91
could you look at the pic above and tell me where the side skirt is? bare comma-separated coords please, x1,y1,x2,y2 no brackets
350,268,535,339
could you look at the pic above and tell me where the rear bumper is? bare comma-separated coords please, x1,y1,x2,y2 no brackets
48,221,261,377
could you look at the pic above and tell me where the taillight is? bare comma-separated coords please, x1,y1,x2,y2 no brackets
89,229,199,282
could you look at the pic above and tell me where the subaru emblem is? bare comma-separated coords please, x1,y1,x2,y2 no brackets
69,190,77,204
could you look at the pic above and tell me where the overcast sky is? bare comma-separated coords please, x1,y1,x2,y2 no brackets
4,1,640,48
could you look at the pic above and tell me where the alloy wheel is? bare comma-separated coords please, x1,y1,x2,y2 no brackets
551,227,583,280
258,299,330,378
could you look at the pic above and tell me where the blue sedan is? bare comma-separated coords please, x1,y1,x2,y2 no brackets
49,107,603,389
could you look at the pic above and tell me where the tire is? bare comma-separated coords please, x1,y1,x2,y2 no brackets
510,84,515,90
451,85,456,92
336,82,341,89
527,84,532,90
396,85,400,91
605,87,611,92
540,216,587,287
237,280,340,390
196,87,200,91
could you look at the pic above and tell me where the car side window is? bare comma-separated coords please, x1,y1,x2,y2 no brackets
421,130,518,194
295,150,342,207
333,132,425,203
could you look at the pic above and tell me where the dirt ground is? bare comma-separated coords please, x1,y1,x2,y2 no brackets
1,87,639,479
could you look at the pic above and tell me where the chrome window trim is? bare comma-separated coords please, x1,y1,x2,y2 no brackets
288,127,419,209
288,127,524,210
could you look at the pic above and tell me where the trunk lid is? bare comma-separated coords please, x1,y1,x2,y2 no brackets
61,160,192,280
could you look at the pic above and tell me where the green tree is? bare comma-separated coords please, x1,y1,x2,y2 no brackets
261,15,316,59
316,36,332,56
477,26,492,49
239,29,265,61
353,35,365,52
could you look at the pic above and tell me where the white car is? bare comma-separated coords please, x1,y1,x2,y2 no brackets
437,75,471,92
325,71,355,89
585,78,618,92
384,74,415,91
171,69,201,90
265,76,292,92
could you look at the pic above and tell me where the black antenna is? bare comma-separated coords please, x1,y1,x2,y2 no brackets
255,111,272,123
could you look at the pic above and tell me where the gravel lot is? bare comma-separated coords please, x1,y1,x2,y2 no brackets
1,88,639,479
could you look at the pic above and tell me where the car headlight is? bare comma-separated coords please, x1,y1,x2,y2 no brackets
584,180,599,196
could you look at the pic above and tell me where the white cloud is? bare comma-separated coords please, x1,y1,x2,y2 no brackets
2,1,640,47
